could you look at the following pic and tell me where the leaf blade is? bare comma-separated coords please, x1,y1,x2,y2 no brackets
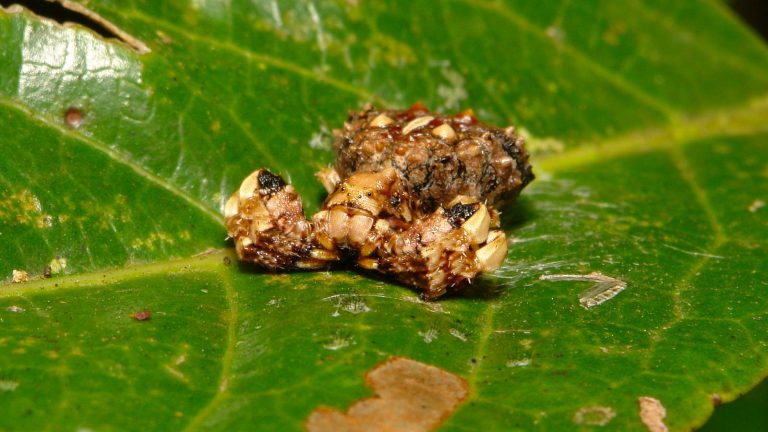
1,1,767,430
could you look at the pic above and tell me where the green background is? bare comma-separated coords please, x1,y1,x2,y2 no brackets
1,1,767,430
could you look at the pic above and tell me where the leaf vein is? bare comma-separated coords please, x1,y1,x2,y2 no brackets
115,8,380,104
182,265,238,431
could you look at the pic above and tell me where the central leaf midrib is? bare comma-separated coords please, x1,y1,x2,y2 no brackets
0,249,232,297
182,265,238,432
537,95,768,172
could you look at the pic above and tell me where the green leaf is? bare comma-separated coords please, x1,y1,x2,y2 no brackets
1,1,767,430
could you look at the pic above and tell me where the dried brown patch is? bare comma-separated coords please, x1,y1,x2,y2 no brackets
306,357,468,432
638,396,668,432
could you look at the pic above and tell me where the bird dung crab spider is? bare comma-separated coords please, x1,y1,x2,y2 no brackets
225,103,534,299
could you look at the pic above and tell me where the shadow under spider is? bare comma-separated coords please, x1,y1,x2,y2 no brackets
499,195,537,232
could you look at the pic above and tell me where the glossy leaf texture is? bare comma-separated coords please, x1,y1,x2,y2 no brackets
1,1,767,430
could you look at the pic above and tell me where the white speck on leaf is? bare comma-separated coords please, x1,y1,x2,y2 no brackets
545,25,566,44
0,380,19,391
437,66,467,110
506,358,531,368
748,199,765,213
419,329,438,344
572,406,616,426
400,296,448,314
164,365,187,383
323,334,352,351
326,294,371,316
448,328,467,342
308,125,332,150
267,297,284,307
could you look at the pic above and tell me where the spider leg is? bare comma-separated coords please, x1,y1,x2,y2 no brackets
225,169,338,269
315,166,341,194
370,196,508,299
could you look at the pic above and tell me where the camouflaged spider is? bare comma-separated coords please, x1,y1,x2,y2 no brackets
225,104,534,299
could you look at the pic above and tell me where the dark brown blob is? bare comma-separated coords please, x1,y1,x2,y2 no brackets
42,266,52,278
444,202,478,228
257,170,286,194
335,105,533,215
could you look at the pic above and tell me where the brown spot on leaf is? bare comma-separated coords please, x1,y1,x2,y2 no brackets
306,357,468,432
64,107,84,128
711,393,722,407
638,396,668,432
131,310,152,321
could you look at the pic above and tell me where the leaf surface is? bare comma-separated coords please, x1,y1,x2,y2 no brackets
1,1,767,430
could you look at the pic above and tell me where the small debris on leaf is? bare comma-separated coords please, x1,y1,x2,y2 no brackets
539,272,626,308
506,358,531,368
419,328,438,343
43,265,52,278
6,305,25,313
572,405,616,426
132,310,152,321
48,257,68,275
156,30,173,44
64,107,85,128
448,328,467,342
0,380,20,391
11,270,28,283
306,357,468,432
748,199,765,213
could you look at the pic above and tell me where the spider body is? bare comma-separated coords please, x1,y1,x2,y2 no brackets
225,104,533,299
